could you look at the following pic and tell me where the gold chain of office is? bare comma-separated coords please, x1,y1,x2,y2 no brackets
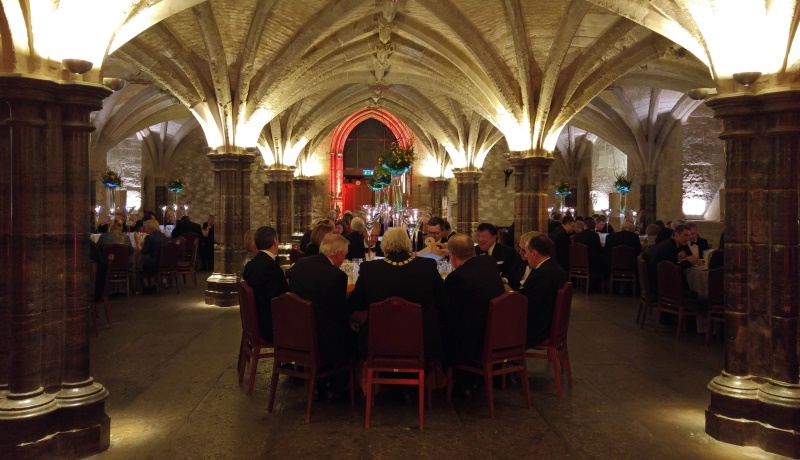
384,255,415,266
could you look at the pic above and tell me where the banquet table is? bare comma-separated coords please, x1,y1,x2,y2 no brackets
686,265,709,298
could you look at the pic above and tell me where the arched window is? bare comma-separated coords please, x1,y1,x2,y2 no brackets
342,119,397,179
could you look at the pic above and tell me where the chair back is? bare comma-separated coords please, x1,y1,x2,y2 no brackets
482,291,528,362
158,240,182,270
368,297,423,363
271,293,318,364
102,254,116,297
656,261,684,305
708,267,724,307
290,247,305,264
178,237,199,266
610,245,636,273
547,282,574,346
637,255,652,300
569,243,589,271
237,280,263,342
102,244,129,272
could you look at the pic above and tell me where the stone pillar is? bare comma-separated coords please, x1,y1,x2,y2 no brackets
510,155,554,243
428,177,449,218
638,172,657,227
453,169,481,237
154,182,168,222
705,90,800,458
265,167,294,241
205,151,255,307
0,76,111,457
293,177,314,233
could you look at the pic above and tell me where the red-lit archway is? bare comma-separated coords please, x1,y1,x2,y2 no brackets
329,108,413,212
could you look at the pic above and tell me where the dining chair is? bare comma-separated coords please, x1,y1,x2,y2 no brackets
446,291,531,418
155,240,182,296
268,293,354,423
526,282,574,396
365,297,426,429
656,261,701,339
89,260,99,337
636,255,656,328
96,254,115,327
175,236,199,288
609,245,636,295
236,280,274,396
103,243,131,297
568,243,591,295
706,267,725,346
179,232,200,265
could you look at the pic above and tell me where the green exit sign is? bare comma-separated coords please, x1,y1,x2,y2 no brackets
363,170,374,176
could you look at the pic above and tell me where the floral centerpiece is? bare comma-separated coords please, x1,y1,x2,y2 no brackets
555,180,571,196
367,176,386,191
379,141,416,176
102,170,123,189
166,177,184,193
613,174,634,193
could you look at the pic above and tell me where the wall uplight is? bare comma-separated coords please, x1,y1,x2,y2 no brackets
62,59,93,74
103,78,126,91
732,72,762,86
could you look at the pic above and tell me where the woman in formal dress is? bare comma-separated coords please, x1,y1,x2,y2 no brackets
346,217,367,260
138,218,169,293
96,218,134,254
304,222,333,256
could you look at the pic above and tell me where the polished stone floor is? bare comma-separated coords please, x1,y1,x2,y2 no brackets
88,277,785,460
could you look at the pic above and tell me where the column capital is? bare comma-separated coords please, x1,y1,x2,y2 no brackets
264,166,295,182
206,151,256,168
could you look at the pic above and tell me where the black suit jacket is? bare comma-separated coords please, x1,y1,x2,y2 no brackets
519,258,567,348
346,231,366,260
690,237,710,259
289,254,354,368
573,229,605,274
647,238,690,294
476,242,517,278
550,225,571,272
444,256,506,364
507,254,530,291
349,252,447,360
242,251,289,342
604,229,643,258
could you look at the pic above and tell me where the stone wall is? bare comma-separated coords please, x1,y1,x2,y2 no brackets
170,147,215,224
478,148,515,227
590,138,628,212
105,137,144,210
682,104,725,220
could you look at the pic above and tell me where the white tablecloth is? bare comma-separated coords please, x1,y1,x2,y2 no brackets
686,266,709,298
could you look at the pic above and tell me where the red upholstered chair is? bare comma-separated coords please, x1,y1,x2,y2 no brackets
656,261,702,339
290,247,305,264
236,280,274,396
92,254,115,329
446,291,531,418
365,297,427,429
267,293,354,423
175,236,199,288
526,282,573,396
568,243,591,295
706,267,725,346
609,245,636,295
103,243,131,297
155,240,182,296
636,255,656,328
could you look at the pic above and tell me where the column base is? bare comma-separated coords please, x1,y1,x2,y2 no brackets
0,399,110,459
205,273,239,307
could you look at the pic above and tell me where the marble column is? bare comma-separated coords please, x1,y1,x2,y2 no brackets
265,167,294,241
205,151,255,307
453,169,481,237
638,172,657,227
293,177,314,234
705,90,800,458
428,177,449,218
0,76,111,457
510,155,554,243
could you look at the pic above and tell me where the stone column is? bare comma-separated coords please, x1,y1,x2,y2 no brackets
453,169,481,237
0,76,111,457
205,151,255,307
428,177,449,218
154,182,168,222
705,90,800,458
510,155,554,243
293,177,314,234
638,172,657,227
265,167,294,241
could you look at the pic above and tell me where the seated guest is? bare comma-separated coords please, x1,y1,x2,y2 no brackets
605,221,643,257
97,214,111,233
709,232,725,270
97,218,134,254
341,210,354,235
127,211,144,232
685,222,710,260
415,216,430,251
333,220,346,235
139,218,170,293
165,210,177,226
647,224,700,296
548,212,562,234
475,222,517,278
241,226,289,342
365,224,384,260
507,231,538,291
346,217,367,260
113,210,133,232
573,219,606,291
644,223,661,250
349,228,447,362
305,222,334,256
595,215,614,234
444,234,505,374
171,215,202,240
656,219,683,244
549,216,574,272
519,234,567,348
289,234,355,372
241,228,259,271
200,214,215,271
425,216,447,246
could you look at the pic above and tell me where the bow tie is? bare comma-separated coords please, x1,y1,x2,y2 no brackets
690,242,696,246
478,250,488,255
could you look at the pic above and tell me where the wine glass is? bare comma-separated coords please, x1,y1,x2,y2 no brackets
402,208,428,252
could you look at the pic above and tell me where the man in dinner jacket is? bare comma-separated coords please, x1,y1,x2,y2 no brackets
474,222,517,279
519,233,567,348
242,226,288,342
289,233,354,369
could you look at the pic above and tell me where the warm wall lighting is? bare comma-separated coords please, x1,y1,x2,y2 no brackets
732,72,762,86
102,78,126,91
687,88,715,100
62,59,93,74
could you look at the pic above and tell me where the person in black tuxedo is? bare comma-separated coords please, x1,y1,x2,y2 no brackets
507,231,537,291
519,233,567,348
171,215,202,239
365,225,384,259
595,215,615,234
289,234,354,370
241,226,289,342
572,219,606,291
346,217,367,260
549,215,574,272
605,221,643,258
475,222,517,278
200,214,215,271
348,227,447,361
685,223,710,260
646,224,700,295
444,234,505,367
548,212,562,234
